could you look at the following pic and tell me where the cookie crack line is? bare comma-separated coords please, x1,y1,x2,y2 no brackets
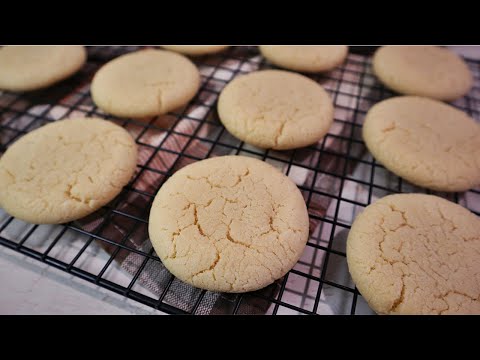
2,166,16,182
390,273,406,312
186,167,250,190
193,204,206,236
225,224,276,281
370,214,426,311
190,251,221,280
436,205,458,231
274,121,286,148
444,290,478,302
389,204,414,230
64,183,94,207
226,226,252,250
381,121,396,133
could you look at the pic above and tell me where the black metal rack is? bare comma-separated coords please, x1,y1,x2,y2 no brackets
0,46,479,314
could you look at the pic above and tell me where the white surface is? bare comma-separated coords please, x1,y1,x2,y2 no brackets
1,45,479,315
0,246,161,315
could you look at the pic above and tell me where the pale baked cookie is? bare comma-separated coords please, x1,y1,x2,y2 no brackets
373,46,473,101
161,45,229,56
260,45,348,73
91,49,200,118
363,96,480,192
347,193,480,315
0,118,138,224
0,46,87,92
148,155,310,293
217,70,334,150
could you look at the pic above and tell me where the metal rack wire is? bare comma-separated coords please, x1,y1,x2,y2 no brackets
0,46,479,314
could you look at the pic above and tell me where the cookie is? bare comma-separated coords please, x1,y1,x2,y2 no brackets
161,45,229,56
217,70,334,150
363,96,480,192
0,118,138,224
148,155,310,293
260,45,348,73
373,46,473,101
91,49,200,118
347,193,480,314
0,46,87,92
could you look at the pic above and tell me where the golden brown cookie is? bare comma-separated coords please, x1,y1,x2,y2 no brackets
148,155,310,293
260,45,348,73
347,193,480,314
218,70,334,150
0,46,86,92
373,46,472,101
363,96,480,192
91,49,200,118
0,118,138,224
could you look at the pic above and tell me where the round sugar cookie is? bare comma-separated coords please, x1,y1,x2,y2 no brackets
0,118,138,224
0,46,87,92
91,49,200,118
148,155,310,293
363,96,480,192
373,46,473,101
347,193,480,315
161,45,229,56
217,70,334,150
260,45,348,73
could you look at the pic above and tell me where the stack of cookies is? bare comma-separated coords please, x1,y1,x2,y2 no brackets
0,45,478,314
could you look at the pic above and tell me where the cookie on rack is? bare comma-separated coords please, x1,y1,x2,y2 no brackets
0,46,87,92
91,49,200,118
372,46,472,101
259,46,348,73
0,118,138,224
347,193,480,314
363,96,480,192
217,69,334,150
148,155,310,293
161,46,229,56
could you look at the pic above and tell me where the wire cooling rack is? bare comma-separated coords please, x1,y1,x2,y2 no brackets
0,46,479,315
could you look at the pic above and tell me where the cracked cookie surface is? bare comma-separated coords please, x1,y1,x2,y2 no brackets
260,46,348,73
373,46,472,101
347,193,480,314
148,155,310,293
161,46,229,56
0,118,138,224
91,49,200,118
0,46,86,92
217,70,334,150
363,96,480,192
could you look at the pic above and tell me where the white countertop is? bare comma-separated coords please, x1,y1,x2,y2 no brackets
1,46,479,315
0,246,161,314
